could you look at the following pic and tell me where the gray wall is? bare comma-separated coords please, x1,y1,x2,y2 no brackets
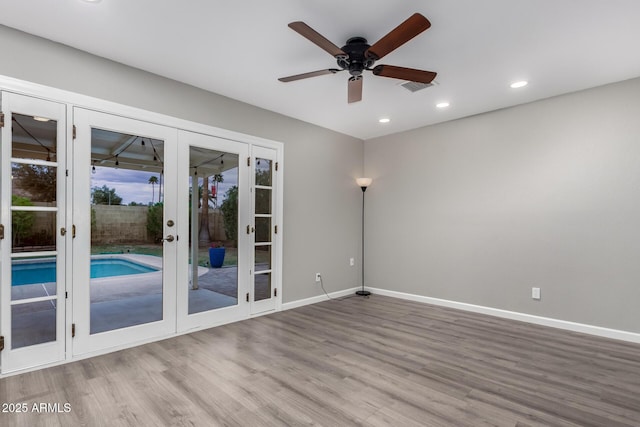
365,77,640,333
0,24,364,303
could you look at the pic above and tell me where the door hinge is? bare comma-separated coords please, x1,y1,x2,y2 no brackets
72,324,76,338
274,288,277,297
246,292,250,302
72,125,77,139
0,224,4,240
275,162,279,171
66,169,69,177
60,227,66,236
246,224,250,234
65,292,68,299
0,335,4,351
0,112,4,128
274,225,278,234
72,225,76,238
247,157,251,167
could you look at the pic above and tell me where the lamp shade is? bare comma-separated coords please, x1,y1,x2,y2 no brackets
356,178,372,188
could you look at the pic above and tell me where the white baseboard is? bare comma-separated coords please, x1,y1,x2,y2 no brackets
282,287,360,311
366,287,640,344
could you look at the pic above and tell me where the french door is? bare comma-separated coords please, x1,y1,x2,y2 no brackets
176,130,250,332
0,92,67,373
71,108,178,356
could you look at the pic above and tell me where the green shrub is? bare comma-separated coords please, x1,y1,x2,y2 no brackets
11,195,35,246
146,202,163,242
220,186,238,241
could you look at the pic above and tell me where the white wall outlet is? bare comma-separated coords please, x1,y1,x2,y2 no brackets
532,287,541,300
315,273,321,282
349,258,355,266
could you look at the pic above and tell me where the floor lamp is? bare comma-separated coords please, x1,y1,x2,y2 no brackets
356,178,372,296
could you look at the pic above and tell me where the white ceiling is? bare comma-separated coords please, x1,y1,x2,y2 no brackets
1,0,640,140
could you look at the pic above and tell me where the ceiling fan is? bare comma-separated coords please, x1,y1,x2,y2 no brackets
279,13,437,103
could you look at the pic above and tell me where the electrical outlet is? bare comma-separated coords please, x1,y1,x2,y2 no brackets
315,273,321,282
532,287,541,300
349,258,355,266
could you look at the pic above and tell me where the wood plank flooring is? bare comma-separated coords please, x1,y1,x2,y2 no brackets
1,295,639,426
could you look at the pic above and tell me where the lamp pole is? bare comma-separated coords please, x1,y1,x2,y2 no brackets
356,178,372,296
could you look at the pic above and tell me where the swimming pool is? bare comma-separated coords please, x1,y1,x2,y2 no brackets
12,258,159,286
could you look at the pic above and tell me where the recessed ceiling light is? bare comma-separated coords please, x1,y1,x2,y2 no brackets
378,118,391,124
81,0,102,3
510,80,528,89
436,102,450,109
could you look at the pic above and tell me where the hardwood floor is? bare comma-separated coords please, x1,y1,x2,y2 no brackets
1,295,639,426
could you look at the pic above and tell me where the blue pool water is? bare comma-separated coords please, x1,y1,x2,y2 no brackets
12,258,158,286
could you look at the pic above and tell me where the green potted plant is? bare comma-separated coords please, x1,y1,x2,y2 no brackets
208,242,225,268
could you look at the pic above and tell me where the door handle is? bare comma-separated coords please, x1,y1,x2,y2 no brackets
162,235,175,242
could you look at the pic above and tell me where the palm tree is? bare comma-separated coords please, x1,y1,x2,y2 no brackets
211,173,223,208
198,175,211,244
148,175,158,203
198,173,225,245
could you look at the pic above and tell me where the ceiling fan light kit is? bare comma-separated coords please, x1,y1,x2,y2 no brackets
279,13,437,104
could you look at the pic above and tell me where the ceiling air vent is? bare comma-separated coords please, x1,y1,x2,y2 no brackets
400,81,437,93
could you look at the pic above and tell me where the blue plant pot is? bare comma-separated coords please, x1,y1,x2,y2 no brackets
208,247,225,268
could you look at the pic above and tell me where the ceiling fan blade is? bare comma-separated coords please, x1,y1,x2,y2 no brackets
288,21,346,57
348,76,363,103
278,69,341,82
372,65,437,84
366,13,431,60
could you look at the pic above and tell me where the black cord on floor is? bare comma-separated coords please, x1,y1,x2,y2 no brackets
319,276,361,301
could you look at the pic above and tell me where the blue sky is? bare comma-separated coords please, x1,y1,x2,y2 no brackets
92,167,239,205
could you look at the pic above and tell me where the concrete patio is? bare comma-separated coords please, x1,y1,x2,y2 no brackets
10,256,253,348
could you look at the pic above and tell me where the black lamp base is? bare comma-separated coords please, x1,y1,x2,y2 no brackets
355,290,371,296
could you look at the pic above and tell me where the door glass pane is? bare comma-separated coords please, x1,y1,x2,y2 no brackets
255,217,271,243
253,155,274,304
9,112,60,306
255,189,271,214
89,129,165,334
255,158,272,186
254,272,271,302
12,300,57,349
10,113,57,162
11,210,56,253
188,146,239,314
11,256,57,301
255,245,271,271
12,162,57,205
